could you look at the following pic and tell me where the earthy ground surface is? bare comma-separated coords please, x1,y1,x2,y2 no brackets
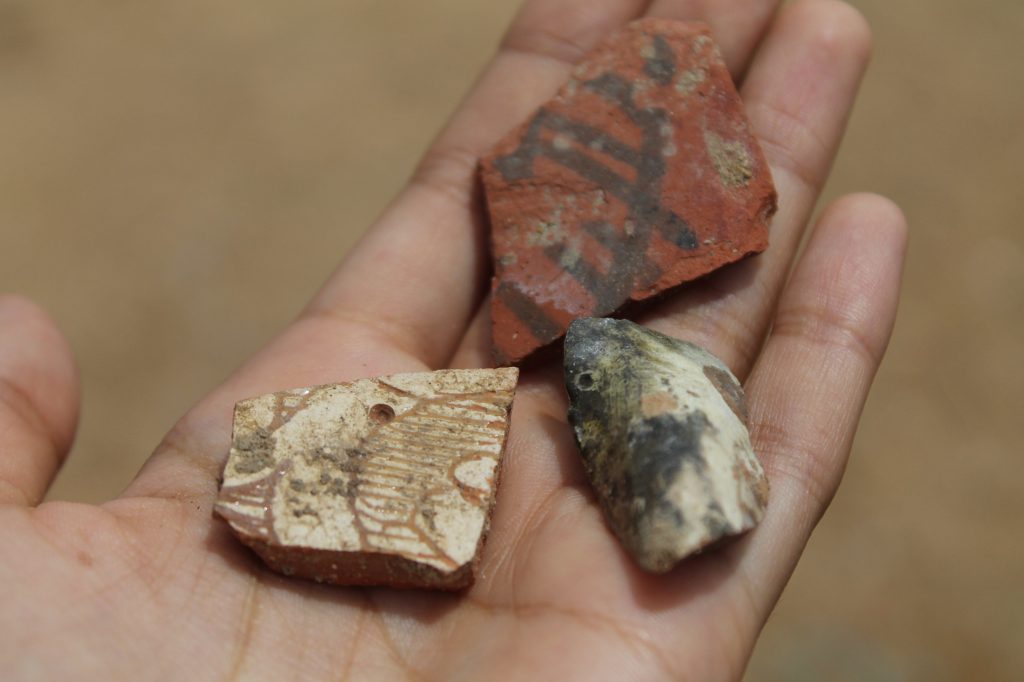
2,0,1021,679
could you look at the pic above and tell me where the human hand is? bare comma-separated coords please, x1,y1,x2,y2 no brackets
0,0,906,679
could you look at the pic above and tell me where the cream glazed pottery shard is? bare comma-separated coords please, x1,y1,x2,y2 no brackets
563,318,767,572
215,368,519,590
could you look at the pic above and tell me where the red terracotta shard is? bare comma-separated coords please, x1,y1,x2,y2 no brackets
481,19,777,365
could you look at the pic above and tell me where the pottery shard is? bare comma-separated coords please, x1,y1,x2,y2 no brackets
564,318,767,572
482,19,776,365
214,368,518,590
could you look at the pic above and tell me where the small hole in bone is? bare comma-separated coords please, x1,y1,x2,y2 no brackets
369,403,396,424
577,373,595,390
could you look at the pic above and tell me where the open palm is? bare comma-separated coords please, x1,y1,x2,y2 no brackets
1,1,906,679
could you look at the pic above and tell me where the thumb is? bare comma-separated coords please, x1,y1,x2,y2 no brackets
0,295,80,506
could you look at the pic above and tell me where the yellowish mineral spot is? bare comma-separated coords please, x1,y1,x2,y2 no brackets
705,131,754,188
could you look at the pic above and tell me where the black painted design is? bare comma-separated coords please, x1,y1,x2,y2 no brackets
643,35,677,86
494,281,560,349
494,55,698,326
542,221,666,315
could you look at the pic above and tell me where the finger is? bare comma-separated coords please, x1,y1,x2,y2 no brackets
646,0,780,77
303,0,651,369
642,0,874,376
738,193,907,620
0,296,80,506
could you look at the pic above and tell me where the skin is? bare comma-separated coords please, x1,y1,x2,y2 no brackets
0,0,907,680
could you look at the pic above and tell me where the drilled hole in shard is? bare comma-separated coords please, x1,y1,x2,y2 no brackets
369,403,395,424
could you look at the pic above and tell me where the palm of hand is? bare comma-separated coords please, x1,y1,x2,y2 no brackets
1,1,906,680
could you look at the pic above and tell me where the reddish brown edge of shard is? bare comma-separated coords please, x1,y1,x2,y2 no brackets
227,534,478,590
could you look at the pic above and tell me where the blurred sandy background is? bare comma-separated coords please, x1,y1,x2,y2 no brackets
1,0,1021,679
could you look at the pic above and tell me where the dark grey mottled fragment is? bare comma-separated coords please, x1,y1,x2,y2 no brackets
564,317,768,572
